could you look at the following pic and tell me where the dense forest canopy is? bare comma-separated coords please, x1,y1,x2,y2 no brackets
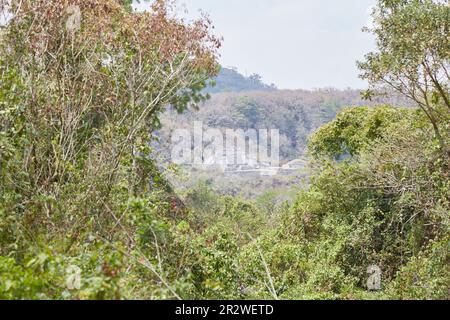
0,0,448,300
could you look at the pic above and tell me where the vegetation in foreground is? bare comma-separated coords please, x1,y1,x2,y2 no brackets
0,0,448,300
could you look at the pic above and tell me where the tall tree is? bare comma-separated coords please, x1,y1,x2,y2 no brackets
0,0,220,239
358,0,450,151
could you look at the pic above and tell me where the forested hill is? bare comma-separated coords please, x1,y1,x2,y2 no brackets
162,74,412,162
204,67,277,93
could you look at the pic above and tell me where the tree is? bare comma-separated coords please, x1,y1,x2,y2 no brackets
358,0,450,152
0,0,220,288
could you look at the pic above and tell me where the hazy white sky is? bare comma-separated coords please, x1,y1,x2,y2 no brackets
134,0,377,90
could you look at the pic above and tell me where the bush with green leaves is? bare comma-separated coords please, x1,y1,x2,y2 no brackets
236,105,449,299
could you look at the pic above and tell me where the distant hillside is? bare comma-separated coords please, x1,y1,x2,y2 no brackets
157,69,413,198
205,67,277,93
162,88,411,160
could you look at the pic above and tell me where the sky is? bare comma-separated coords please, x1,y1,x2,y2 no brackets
134,0,377,90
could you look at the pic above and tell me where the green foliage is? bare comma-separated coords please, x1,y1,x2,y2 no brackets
272,105,448,299
384,236,450,300
0,245,124,300
231,105,448,300
0,256,51,300
359,0,450,150
0,0,448,301
309,106,416,158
